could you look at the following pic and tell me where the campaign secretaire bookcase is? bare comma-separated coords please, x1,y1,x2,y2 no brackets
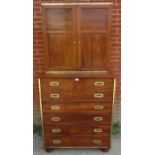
38,1,116,152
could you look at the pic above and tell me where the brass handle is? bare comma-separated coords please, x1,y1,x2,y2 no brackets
94,81,104,86
93,116,103,122
50,93,60,99
93,128,103,133
94,105,104,110
51,116,61,122
93,140,102,144
52,128,61,133
94,93,104,98
78,41,80,44
53,139,61,144
51,105,61,110
49,81,59,86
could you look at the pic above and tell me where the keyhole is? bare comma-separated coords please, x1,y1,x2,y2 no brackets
75,78,79,81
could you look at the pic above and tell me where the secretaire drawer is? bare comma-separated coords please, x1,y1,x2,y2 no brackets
41,90,113,102
43,113,111,125
42,102,112,113
44,135,110,148
41,78,114,93
44,124,111,136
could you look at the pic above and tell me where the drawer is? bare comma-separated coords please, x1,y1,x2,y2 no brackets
42,102,112,113
43,113,111,125
44,124,111,136
42,90,113,102
41,78,114,93
44,135,110,147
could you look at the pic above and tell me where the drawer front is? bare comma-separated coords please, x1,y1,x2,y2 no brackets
43,113,111,125
44,124,111,136
42,103,112,113
41,78,114,93
42,90,113,102
44,135,110,147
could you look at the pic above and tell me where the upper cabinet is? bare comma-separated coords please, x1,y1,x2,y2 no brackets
41,3,112,71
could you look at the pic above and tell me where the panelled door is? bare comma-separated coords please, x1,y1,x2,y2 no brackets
42,5,77,70
42,4,112,71
77,5,112,70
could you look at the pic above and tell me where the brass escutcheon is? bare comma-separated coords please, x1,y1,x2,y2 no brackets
49,81,59,86
93,140,102,144
51,105,60,110
94,105,104,110
53,139,61,144
93,117,103,122
50,93,60,99
51,116,61,122
94,93,104,98
52,128,61,133
93,128,103,133
94,81,104,86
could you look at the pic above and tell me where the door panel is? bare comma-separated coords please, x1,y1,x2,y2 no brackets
80,8,108,30
45,8,73,30
80,33,108,68
77,6,111,70
48,34,76,69
42,6,77,70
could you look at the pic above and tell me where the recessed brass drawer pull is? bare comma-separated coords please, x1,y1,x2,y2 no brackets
94,93,104,98
94,81,104,86
51,116,61,122
52,128,61,133
93,140,102,144
49,81,59,86
50,93,60,99
93,116,103,122
93,128,103,133
51,105,60,110
52,139,61,144
94,105,104,110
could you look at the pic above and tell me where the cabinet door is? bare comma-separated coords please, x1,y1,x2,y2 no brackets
77,5,112,70
42,5,77,70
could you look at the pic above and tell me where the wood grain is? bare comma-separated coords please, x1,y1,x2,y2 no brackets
43,112,111,125
44,124,111,136
41,4,112,71
42,102,112,113
41,78,114,92
44,135,110,147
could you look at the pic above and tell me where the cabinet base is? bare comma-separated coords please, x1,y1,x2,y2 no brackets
45,148,110,152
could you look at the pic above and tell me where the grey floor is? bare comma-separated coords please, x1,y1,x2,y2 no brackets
33,135,121,155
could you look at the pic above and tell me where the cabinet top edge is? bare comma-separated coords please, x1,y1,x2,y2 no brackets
41,2,114,6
